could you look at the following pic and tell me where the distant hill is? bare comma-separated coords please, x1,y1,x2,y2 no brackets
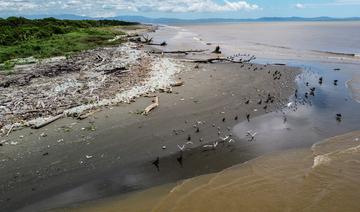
112,16,360,24
16,14,360,24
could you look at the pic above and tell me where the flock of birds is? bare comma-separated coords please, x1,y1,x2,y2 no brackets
152,64,343,171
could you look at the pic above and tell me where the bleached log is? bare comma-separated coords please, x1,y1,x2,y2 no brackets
31,114,64,129
143,96,159,115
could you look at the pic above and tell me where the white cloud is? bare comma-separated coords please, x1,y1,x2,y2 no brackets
295,3,306,9
0,0,261,16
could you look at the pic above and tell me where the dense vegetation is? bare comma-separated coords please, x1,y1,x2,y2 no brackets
0,17,138,66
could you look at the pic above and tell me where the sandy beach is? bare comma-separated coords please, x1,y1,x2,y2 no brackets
0,42,300,210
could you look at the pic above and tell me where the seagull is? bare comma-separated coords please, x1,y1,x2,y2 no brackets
203,141,219,149
246,131,257,141
177,144,186,151
219,135,230,142
228,139,235,143
287,102,293,107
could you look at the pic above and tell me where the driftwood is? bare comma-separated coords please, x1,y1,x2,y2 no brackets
143,96,159,115
170,80,184,87
148,41,167,46
190,55,256,64
31,114,64,129
6,124,14,136
77,109,101,120
150,50,207,55
142,35,153,44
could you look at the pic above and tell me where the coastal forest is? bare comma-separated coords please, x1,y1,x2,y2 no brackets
0,17,137,67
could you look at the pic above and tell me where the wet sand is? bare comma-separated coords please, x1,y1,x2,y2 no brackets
0,60,300,211
71,131,360,212
348,75,360,103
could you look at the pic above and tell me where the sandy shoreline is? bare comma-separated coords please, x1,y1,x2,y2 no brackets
0,47,300,210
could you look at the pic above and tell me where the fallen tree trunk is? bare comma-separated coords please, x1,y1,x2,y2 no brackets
150,50,207,55
31,114,64,129
143,96,159,115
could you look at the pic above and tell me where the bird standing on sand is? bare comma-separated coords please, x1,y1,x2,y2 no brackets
246,114,250,122
319,77,323,85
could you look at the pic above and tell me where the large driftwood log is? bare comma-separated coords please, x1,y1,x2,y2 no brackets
150,50,207,55
31,114,64,129
143,96,159,115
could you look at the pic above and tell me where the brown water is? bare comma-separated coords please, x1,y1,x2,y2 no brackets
69,131,360,212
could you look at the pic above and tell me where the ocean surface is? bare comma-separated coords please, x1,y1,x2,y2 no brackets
67,22,360,211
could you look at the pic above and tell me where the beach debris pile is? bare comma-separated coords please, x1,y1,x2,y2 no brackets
0,42,184,135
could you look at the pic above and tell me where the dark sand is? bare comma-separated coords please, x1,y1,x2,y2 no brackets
0,61,300,211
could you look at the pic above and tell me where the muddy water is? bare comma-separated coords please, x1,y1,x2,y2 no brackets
70,131,360,212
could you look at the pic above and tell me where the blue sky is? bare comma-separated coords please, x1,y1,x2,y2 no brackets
0,0,360,18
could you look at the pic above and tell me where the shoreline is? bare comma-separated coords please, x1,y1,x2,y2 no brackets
71,130,360,212
0,47,301,211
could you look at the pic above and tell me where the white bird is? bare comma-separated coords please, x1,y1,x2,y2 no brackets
177,144,186,151
287,102,294,107
246,131,257,141
203,141,219,149
228,139,235,143
219,136,229,142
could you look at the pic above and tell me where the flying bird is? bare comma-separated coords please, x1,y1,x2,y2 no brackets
246,131,257,141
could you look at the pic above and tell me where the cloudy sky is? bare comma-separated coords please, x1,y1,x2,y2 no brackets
0,0,360,18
